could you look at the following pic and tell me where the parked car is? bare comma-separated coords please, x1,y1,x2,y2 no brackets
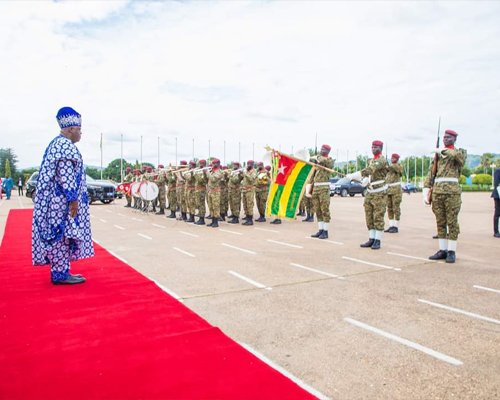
331,177,366,197
329,177,340,196
25,172,117,204
402,182,418,193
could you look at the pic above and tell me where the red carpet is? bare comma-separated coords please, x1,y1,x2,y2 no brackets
0,209,316,400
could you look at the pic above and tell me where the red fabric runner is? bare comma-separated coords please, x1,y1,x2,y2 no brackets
0,209,316,400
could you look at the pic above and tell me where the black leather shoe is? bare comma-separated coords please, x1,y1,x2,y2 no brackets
256,216,266,222
311,230,323,238
384,227,392,233
432,234,438,239
227,216,239,224
445,251,456,263
270,219,281,224
167,211,176,218
211,219,219,228
52,275,86,285
371,239,381,250
391,227,399,233
318,230,328,239
155,209,165,215
360,239,375,248
494,233,500,238
429,250,448,260
194,217,205,225
242,218,253,226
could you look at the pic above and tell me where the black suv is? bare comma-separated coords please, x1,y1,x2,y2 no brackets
26,172,116,204
330,177,366,197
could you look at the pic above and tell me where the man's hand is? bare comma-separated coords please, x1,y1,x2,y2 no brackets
69,200,78,218
422,188,431,205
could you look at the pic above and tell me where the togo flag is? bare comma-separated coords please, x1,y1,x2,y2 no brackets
266,151,314,219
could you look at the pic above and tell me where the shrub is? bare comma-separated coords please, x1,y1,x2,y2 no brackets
472,174,492,185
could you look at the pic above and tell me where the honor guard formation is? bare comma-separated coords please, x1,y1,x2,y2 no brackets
119,131,467,264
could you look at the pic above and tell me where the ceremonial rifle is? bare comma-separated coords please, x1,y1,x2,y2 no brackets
428,117,441,205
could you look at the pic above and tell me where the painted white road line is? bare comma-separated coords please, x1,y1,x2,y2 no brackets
342,256,401,271
254,227,279,233
239,342,329,400
289,263,345,280
138,233,153,240
219,229,243,235
117,213,126,217
179,231,199,238
109,250,128,264
173,247,195,257
114,225,125,230
132,217,143,222
152,223,166,229
387,252,442,263
151,279,184,302
267,239,303,249
222,243,256,255
228,270,271,290
473,285,500,294
305,236,344,245
418,299,500,325
99,219,107,223
344,317,463,366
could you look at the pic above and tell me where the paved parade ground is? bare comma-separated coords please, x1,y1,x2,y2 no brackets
1,191,499,399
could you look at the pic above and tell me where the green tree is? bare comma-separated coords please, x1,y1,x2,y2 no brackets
480,152,495,170
472,173,492,185
4,159,11,178
85,167,101,180
102,158,133,182
0,148,18,177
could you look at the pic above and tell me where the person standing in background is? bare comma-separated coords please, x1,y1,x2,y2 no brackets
492,166,500,238
18,176,24,196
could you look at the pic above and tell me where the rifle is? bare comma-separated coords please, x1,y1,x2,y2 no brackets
428,117,441,204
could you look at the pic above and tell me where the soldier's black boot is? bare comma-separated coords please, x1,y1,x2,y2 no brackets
307,214,314,222
270,219,282,224
445,251,456,263
371,239,381,250
311,230,324,238
242,216,253,226
360,239,375,248
429,250,448,260
181,212,187,221
195,216,205,225
392,227,399,233
155,208,165,215
384,227,392,233
221,213,226,221
186,214,195,223
256,215,266,222
167,210,176,218
228,216,238,224
211,218,219,228
318,230,328,239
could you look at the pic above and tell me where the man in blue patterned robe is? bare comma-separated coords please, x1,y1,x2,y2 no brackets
32,107,94,284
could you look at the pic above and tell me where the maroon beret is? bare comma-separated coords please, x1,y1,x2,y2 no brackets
391,153,400,160
372,140,383,146
180,160,187,165
125,167,132,171
233,161,240,166
321,144,331,152
198,159,206,165
265,165,271,171
211,158,220,165
158,164,164,169
247,160,254,165
444,129,458,137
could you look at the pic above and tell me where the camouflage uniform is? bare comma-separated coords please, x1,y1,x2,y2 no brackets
185,170,197,222
176,172,187,219
220,170,229,218
311,156,334,223
385,162,403,229
301,175,314,222
195,169,208,218
156,170,167,211
241,167,257,223
424,147,466,242
207,168,223,223
228,170,243,222
123,171,134,207
361,154,389,246
166,171,177,217
255,168,270,221
132,173,142,209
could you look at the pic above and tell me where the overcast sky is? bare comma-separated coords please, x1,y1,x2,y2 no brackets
1,0,499,169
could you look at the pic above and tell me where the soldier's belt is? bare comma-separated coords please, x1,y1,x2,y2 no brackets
367,185,388,193
388,182,402,187
242,186,255,190
313,182,330,187
208,188,221,192
435,177,459,184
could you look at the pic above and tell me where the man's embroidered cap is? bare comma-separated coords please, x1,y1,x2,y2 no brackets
57,107,81,129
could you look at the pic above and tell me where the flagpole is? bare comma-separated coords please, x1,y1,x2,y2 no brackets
223,140,226,165
140,135,143,169
264,146,343,175
208,139,211,160
157,136,160,167
120,133,123,182
175,137,178,165
100,132,103,180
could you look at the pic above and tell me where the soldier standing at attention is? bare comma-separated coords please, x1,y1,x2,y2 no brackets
194,159,208,225
384,154,403,233
302,173,315,222
241,160,257,226
155,164,166,215
310,144,334,239
132,169,142,209
123,166,134,208
255,162,270,222
205,158,223,228
423,129,466,263
176,160,188,221
145,166,157,213
166,168,177,218
228,161,243,224
357,140,389,250
185,160,197,223
220,166,229,221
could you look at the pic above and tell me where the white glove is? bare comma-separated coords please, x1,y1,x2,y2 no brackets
348,171,362,182
422,188,431,205
361,177,370,187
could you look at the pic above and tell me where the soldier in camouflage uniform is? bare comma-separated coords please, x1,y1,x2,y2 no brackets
357,140,389,250
220,166,229,221
227,162,243,224
205,158,223,228
176,160,188,220
132,169,142,209
155,164,166,215
241,160,257,226
384,154,403,233
424,129,466,264
194,159,208,225
255,162,270,222
123,166,134,207
145,166,157,213
302,173,314,222
311,144,334,239
184,160,197,223
166,169,177,218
